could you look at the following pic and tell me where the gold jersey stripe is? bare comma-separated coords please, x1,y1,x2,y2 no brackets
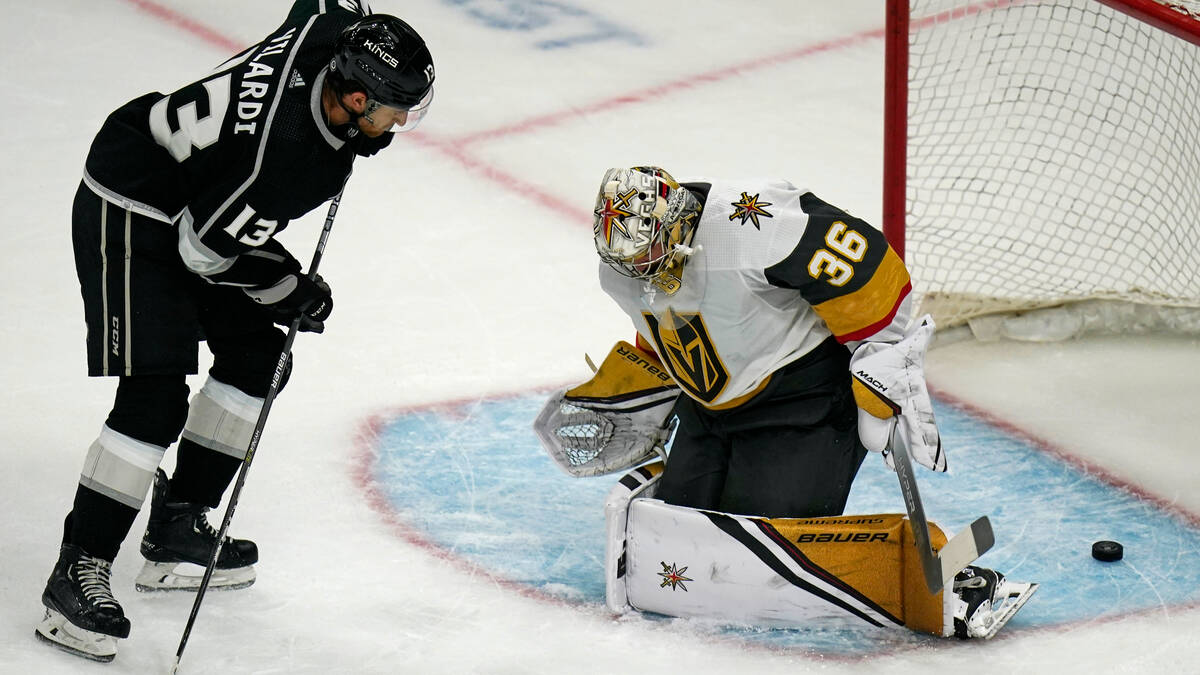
812,248,911,341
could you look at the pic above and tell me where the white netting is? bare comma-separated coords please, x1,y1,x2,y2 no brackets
904,0,1200,336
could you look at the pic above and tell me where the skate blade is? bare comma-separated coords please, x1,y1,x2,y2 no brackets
135,560,256,592
973,581,1039,640
35,608,118,662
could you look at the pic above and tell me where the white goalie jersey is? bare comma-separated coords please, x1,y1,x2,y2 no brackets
599,178,913,410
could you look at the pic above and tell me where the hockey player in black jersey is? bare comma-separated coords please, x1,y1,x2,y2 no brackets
36,1,434,663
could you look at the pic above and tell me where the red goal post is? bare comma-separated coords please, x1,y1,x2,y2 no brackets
883,0,1200,339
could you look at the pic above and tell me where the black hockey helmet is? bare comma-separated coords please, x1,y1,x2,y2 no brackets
330,15,434,109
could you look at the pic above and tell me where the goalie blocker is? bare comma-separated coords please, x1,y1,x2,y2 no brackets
603,463,1036,638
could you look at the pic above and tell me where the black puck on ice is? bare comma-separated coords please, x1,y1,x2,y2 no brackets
1092,540,1123,562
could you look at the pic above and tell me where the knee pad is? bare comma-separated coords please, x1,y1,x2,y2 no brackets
181,377,266,461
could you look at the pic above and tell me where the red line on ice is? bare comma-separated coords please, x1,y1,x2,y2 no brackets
120,0,883,226
120,0,245,53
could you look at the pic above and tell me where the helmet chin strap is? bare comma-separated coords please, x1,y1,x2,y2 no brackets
322,82,364,129
336,97,364,126
341,98,388,132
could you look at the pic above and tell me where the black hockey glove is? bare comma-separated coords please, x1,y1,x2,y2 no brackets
254,274,333,333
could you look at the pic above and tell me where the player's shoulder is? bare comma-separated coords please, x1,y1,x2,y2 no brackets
689,177,812,269
693,177,808,229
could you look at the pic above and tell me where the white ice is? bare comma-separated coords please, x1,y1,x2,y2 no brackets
1,1,1197,673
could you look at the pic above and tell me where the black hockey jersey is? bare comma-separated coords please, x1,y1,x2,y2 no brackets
81,0,383,290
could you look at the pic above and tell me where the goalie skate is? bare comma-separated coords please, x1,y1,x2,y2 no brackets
35,608,119,663
952,566,1039,639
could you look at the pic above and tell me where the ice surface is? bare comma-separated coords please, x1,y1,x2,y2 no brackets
1,1,1197,673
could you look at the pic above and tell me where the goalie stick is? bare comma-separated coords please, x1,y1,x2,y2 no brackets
889,418,995,594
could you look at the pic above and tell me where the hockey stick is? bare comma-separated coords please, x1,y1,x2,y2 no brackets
889,417,995,594
170,189,344,674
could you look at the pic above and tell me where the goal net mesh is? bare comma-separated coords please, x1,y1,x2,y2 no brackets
903,0,1200,334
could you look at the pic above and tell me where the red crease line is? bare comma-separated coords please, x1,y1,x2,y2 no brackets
120,0,246,53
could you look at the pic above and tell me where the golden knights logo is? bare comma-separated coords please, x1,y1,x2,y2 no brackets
594,191,636,246
729,191,774,230
642,309,729,404
657,561,692,591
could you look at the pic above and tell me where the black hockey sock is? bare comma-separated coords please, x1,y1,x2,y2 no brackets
104,374,190,448
168,437,242,508
64,485,140,562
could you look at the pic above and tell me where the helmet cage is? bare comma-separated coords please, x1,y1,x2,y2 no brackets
593,167,699,285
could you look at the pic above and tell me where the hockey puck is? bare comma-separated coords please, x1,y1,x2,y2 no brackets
1092,540,1123,562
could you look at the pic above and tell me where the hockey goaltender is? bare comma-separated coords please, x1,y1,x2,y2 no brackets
535,166,1036,640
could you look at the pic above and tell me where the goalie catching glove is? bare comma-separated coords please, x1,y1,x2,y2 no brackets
850,315,945,472
534,341,680,477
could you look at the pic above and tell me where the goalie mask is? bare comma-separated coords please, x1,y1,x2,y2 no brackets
593,167,701,293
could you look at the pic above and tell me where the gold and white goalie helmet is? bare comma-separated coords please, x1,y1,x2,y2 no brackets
593,166,701,293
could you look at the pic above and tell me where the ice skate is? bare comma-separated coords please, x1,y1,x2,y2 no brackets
137,469,258,592
952,565,1038,639
35,543,129,662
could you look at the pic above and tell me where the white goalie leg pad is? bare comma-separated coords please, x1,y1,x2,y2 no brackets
604,462,665,613
79,425,167,509
604,469,960,634
622,500,914,630
181,377,264,459
35,608,119,663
